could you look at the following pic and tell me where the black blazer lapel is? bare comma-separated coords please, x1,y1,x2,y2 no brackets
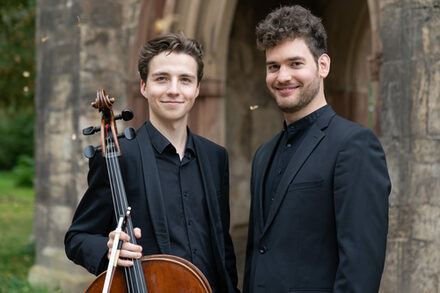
192,136,226,260
261,107,336,237
136,124,171,254
254,132,283,231
262,121,326,237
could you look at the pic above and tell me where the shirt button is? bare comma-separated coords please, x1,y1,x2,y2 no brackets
286,143,292,148
258,246,267,254
183,192,188,198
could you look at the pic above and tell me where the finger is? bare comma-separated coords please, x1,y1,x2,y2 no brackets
118,248,143,260
122,242,143,254
109,230,131,242
133,227,142,239
118,231,131,242
117,258,134,267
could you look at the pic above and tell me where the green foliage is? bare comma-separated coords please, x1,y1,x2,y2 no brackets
0,109,34,169
0,0,36,112
0,171,59,293
12,154,34,187
0,0,36,170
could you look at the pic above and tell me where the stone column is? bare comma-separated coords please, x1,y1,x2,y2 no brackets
30,0,143,292
379,1,440,292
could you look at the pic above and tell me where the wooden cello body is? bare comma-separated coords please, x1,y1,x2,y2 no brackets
85,255,212,293
83,89,212,293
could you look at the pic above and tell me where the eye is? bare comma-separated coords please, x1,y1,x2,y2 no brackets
267,64,279,72
155,76,167,82
181,77,195,84
290,61,303,68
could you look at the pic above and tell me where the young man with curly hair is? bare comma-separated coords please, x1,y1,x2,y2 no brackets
243,5,391,293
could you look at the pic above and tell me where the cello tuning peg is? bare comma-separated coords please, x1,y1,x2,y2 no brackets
116,127,136,141
84,145,102,159
82,126,100,136
114,109,134,121
84,145,96,159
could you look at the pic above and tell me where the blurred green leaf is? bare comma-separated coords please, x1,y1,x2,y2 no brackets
0,0,36,112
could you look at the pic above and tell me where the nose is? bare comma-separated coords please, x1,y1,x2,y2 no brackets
167,79,179,96
277,65,292,83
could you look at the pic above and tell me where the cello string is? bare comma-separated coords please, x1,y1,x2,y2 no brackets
106,136,135,293
109,137,147,293
105,135,135,293
106,134,147,293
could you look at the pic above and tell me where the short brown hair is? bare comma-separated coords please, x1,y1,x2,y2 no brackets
256,5,327,62
138,33,204,83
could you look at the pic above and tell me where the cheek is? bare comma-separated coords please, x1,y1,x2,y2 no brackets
182,85,199,97
148,84,166,96
266,73,275,86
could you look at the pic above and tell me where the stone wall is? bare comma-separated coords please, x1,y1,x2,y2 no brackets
379,1,440,292
30,0,143,291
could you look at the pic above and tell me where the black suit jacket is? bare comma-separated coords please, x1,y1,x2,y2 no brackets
243,107,391,293
65,122,239,293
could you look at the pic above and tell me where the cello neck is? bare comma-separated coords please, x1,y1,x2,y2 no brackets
104,149,149,293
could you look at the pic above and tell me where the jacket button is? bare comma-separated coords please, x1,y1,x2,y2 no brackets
258,246,267,254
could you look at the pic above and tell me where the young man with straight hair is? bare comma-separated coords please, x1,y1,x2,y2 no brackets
65,33,239,293
243,6,391,293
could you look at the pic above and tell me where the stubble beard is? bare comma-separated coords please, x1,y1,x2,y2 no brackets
275,75,321,114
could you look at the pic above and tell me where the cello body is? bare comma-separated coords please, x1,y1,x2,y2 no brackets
85,255,212,293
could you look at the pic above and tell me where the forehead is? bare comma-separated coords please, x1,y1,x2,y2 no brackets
265,38,314,62
148,51,197,76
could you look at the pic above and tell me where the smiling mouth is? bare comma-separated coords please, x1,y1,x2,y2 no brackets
275,85,300,95
161,101,184,104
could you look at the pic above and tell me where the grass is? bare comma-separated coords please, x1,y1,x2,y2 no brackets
0,171,59,293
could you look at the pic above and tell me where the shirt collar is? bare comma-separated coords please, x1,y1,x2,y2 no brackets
145,121,196,156
283,105,329,134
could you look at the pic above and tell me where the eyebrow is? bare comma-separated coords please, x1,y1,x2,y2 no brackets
266,56,306,65
151,72,196,79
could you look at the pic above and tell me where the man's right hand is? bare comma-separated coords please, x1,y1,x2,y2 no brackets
107,227,143,267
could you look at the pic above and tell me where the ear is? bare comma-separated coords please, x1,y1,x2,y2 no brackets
140,80,147,98
318,54,331,79
194,83,200,99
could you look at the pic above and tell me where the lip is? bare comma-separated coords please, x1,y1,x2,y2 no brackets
161,101,184,105
275,85,300,95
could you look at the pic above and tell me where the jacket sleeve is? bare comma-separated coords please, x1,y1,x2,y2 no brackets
64,154,115,275
332,127,391,292
219,149,240,293
242,147,259,293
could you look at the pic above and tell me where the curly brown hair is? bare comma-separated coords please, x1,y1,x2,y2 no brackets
256,5,327,63
138,32,204,83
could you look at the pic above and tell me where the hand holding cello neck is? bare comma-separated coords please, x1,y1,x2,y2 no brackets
102,207,131,293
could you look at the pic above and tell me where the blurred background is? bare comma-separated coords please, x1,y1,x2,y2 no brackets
1,0,439,292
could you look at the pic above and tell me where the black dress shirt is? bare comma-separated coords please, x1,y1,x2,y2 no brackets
146,121,218,292
263,105,329,222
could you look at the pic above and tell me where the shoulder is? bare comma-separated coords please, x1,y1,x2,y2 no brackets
254,131,282,158
192,133,227,156
328,115,385,156
329,114,378,142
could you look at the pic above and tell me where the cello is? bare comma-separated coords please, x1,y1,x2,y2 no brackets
82,89,212,293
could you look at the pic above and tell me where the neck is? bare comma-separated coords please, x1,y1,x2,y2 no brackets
150,117,188,160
